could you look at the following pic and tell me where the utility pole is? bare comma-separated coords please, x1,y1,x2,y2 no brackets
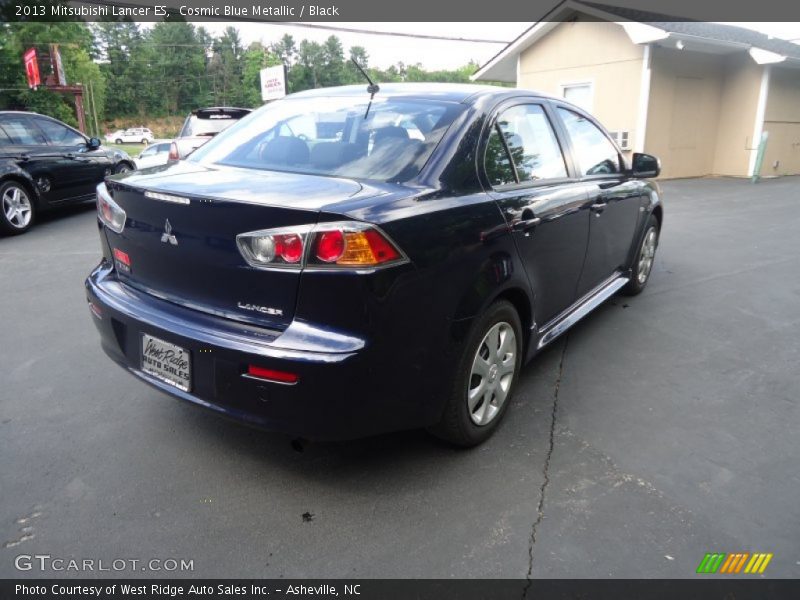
88,80,100,137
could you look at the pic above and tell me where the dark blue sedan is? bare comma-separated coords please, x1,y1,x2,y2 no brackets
86,83,662,446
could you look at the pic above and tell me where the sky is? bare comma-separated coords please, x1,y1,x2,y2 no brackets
183,22,800,71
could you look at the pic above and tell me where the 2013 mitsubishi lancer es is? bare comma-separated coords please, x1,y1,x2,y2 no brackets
86,83,662,446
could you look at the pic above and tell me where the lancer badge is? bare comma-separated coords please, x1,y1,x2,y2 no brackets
161,219,178,245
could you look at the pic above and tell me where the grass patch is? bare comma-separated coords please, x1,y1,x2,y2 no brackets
104,142,147,157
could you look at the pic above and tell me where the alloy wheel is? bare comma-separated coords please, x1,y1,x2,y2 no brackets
467,321,517,426
2,185,32,229
637,227,657,284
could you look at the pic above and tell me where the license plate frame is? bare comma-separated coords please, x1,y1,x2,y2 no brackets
140,333,191,392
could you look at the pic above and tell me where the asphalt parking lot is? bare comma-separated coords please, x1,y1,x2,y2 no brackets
1,176,798,579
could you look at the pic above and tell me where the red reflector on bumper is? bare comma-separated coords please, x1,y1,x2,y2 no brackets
88,301,103,319
246,365,299,384
113,248,131,266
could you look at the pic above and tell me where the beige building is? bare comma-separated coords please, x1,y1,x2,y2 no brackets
473,1,800,179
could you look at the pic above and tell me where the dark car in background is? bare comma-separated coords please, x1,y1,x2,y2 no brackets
86,83,662,446
0,111,135,235
168,106,252,161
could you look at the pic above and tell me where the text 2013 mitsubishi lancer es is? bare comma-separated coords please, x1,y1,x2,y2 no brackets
86,83,662,446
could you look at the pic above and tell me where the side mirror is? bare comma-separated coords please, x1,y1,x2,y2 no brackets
88,137,102,149
631,153,660,178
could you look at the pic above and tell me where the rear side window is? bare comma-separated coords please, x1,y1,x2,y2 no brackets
557,108,621,176
485,104,567,186
0,116,47,145
34,118,86,146
485,127,516,186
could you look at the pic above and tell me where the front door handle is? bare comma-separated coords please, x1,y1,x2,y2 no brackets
512,217,541,233
590,202,607,213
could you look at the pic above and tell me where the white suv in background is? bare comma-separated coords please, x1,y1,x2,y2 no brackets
168,107,251,160
106,127,154,145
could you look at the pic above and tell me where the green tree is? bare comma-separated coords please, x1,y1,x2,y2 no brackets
144,22,207,115
94,22,145,119
208,26,245,106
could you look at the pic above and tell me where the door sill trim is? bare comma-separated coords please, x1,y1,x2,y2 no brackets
536,273,629,349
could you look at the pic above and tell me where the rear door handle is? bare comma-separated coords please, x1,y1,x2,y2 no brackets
590,202,607,213
512,217,541,233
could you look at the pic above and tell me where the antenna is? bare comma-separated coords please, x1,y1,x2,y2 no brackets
351,58,380,118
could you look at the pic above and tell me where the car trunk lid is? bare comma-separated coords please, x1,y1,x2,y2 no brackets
104,164,365,329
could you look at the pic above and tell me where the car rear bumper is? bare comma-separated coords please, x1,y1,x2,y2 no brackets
85,262,430,440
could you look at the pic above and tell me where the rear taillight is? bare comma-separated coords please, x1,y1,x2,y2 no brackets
96,183,126,233
237,221,406,271
168,142,179,161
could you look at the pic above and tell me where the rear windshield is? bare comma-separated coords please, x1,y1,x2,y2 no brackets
188,96,465,183
179,112,247,137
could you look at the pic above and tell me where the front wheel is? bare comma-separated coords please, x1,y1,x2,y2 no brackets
115,138,123,144
622,215,659,296
0,181,35,235
430,300,523,447
141,139,149,145
113,162,133,175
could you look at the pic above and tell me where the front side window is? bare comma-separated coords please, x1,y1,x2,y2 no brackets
557,108,621,177
189,97,465,183
35,118,86,146
484,104,568,186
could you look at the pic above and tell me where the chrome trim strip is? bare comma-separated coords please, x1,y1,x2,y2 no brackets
144,190,191,205
241,373,298,387
537,274,629,349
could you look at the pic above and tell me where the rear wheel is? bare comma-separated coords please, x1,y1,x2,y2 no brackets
115,138,122,144
430,300,522,447
0,180,35,235
141,139,149,145
622,215,659,296
113,162,133,174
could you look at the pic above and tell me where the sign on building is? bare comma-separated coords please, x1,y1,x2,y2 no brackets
24,48,41,89
260,65,288,102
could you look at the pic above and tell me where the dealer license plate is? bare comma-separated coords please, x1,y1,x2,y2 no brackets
141,333,191,392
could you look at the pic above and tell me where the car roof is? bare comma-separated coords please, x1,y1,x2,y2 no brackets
285,82,559,105
0,110,64,118
0,111,87,135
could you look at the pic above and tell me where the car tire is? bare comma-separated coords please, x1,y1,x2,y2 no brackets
113,162,133,174
115,138,123,144
622,215,659,296
141,139,149,145
0,180,36,235
429,300,523,447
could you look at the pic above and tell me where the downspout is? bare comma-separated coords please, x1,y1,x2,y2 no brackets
634,44,652,154
748,65,771,177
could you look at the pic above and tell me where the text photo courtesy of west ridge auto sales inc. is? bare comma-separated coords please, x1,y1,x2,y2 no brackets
1,0,799,598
